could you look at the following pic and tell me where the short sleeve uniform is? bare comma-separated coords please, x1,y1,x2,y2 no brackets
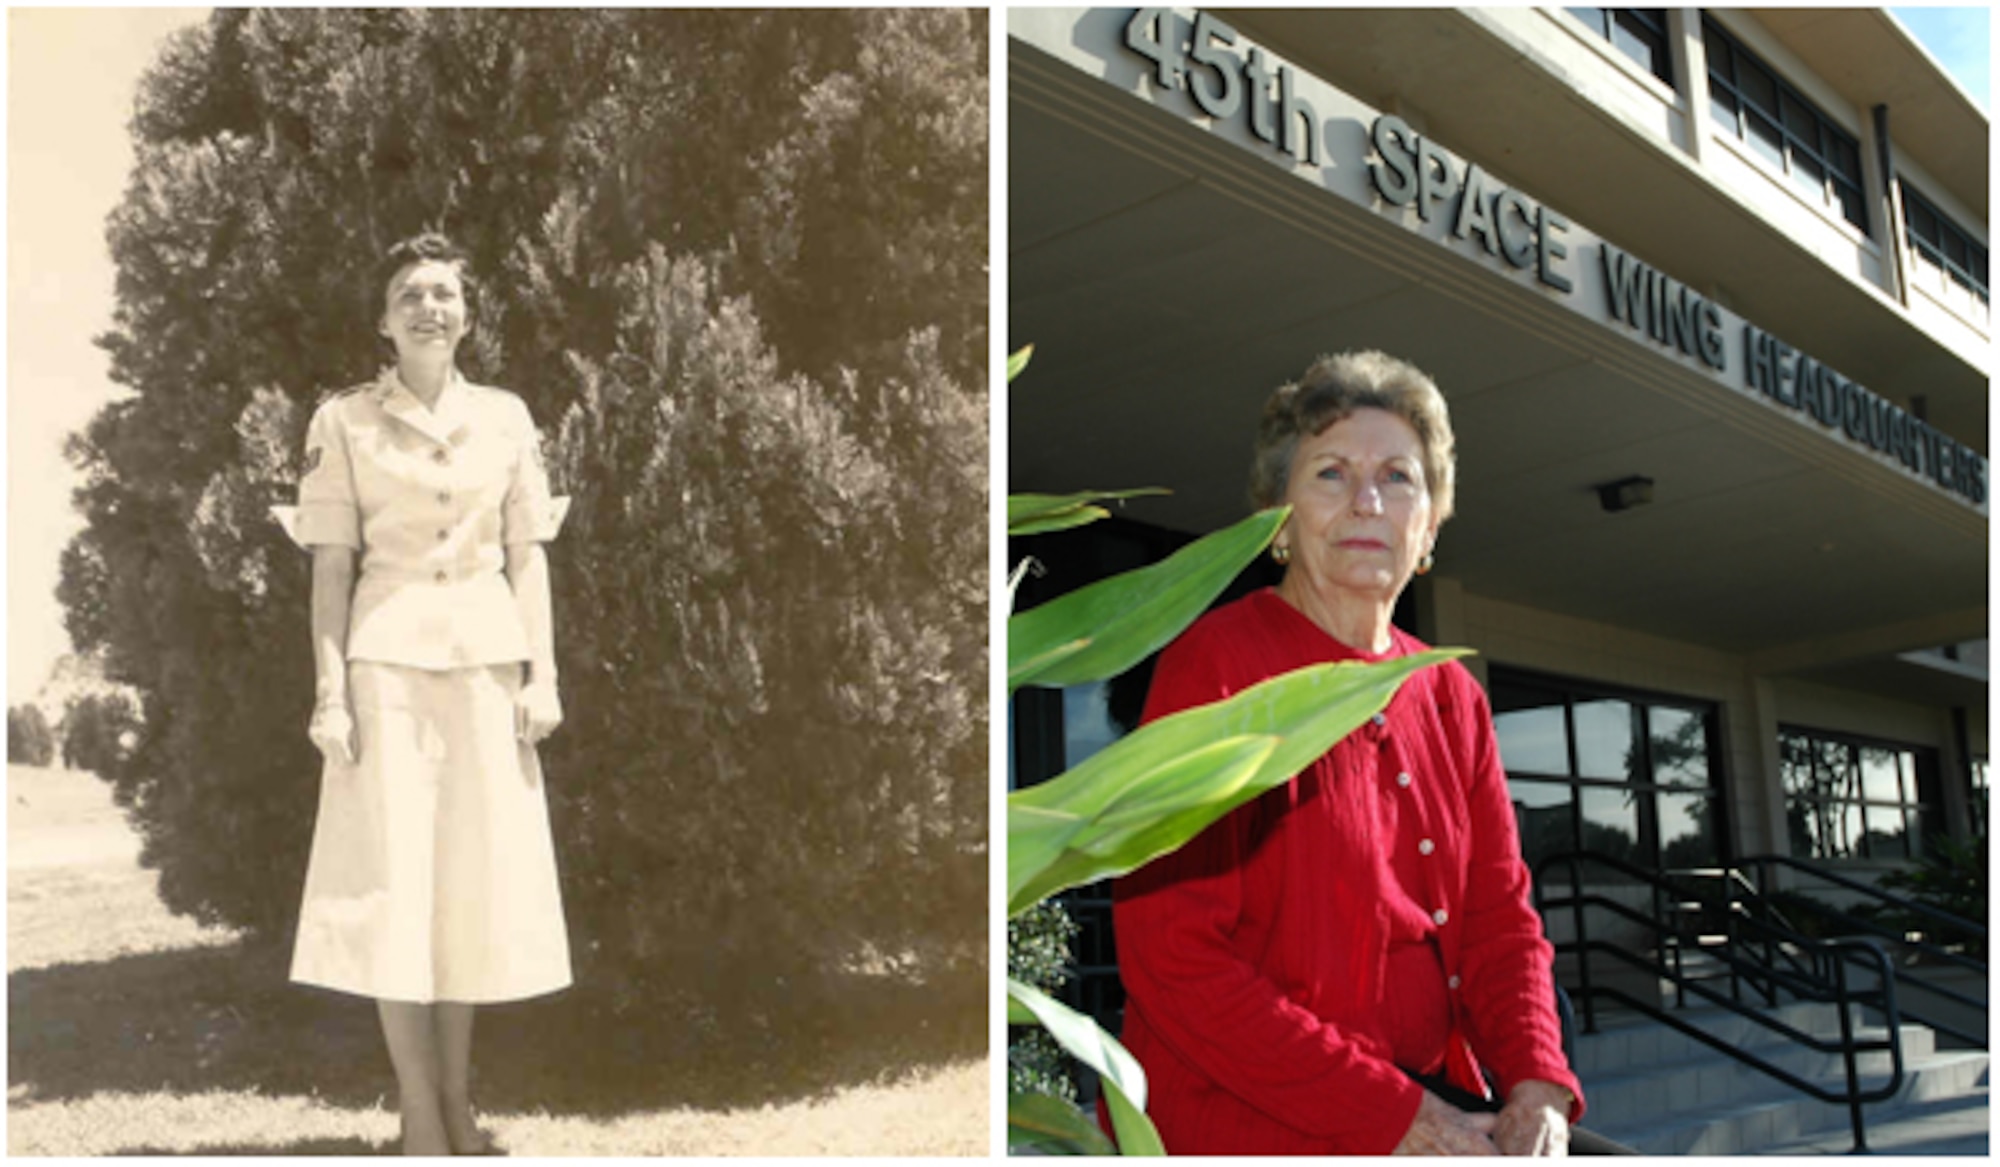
294,368,566,667
289,367,572,1004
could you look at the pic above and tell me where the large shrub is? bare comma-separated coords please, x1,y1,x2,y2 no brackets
63,9,986,1012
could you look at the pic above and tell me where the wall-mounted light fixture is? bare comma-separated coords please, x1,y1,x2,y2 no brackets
1595,475,1654,513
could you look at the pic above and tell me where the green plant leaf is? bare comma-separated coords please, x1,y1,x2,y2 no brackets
1007,803,1088,912
1008,344,1035,383
1007,489,1170,537
1007,1090,1120,1155
1008,648,1469,915
1010,506,1111,538
1008,507,1287,693
1009,978,1166,1156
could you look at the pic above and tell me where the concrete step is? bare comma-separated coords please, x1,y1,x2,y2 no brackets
1580,1022,1943,1130
1751,1087,1991,1155
1592,1050,1990,1155
1573,1000,1910,1078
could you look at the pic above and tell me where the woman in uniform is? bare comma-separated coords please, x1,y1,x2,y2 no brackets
288,232,570,1155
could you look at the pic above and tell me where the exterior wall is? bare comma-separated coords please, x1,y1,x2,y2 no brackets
1893,152,1993,341
1771,675,1954,751
1426,578,1980,865
1478,9,1972,321
1688,11,1892,296
1476,8,1690,151
1450,583,1776,860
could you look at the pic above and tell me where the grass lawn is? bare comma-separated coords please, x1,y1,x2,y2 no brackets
8,764,989,1155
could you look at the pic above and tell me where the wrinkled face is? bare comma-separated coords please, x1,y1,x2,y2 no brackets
1275,407,1439,603
379,259,468,359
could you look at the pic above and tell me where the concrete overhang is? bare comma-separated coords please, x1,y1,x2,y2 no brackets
1009,17,1988,663
1793,647,1989,708
1216,7,1987,451
1752,7,1988,217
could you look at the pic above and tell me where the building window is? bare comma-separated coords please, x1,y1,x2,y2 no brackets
1491,670,1724,878
1702,17,1867,232
1565,8,1675,86
1901,182,1990,304
1780,728,1941,861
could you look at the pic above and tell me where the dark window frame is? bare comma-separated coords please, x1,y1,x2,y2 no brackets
1703,16,1868,232
1565,8,1676,87
1900,181,1990,304
1491,666,1728,876
1779,725,1942,862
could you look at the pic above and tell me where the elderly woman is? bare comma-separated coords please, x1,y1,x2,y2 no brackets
286,232,569,1155
1113,351,1627,1155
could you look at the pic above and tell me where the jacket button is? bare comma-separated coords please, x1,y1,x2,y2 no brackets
1418,838,1435,856
432,449,449,464
436,529,449,542
1371,713,1387,727
1432,908,1449,926
1448,974,1462,990
1396,772,1412,788
437,491,451,504
434,571,448,584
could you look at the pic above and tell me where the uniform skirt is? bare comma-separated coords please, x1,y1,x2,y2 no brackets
290,661,571,1003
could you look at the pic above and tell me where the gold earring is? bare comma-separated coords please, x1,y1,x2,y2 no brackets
1416,549,1435,575
1272,543,1291,565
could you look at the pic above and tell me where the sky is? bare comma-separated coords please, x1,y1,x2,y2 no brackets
8,8,209,700
1,8,1992,705
1891,7,1992,111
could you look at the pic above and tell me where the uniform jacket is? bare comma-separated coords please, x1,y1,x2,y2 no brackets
283,367,565,671
1111,589,1583,1154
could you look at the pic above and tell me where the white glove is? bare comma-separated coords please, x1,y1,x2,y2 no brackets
308,700,358,766
515,680,563,746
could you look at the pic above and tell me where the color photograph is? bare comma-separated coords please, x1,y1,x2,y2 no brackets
1005,6,1986,1157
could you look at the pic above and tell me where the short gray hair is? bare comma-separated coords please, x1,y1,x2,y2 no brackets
1248,350,1456,521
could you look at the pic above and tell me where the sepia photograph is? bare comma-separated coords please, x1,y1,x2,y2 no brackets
1004,6,1986,1158
10,7,988,1156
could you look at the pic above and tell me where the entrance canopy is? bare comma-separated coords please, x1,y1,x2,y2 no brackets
1009,17,1987,678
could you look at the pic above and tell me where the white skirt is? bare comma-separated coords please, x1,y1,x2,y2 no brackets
290,661,571,1003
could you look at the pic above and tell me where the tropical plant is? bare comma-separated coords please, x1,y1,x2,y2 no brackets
1004,347,1467,1154
1007,898,1081,1104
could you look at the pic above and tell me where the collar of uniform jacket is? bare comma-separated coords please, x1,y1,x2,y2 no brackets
373,366,473,448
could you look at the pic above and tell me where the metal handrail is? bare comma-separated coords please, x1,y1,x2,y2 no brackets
1535,850,1909,1152
1739,853,1987,945
1734,854,1987,1047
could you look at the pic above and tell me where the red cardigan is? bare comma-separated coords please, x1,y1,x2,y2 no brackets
1110,590,1583,1154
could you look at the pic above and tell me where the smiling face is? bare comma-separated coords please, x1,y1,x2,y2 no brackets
379,258,469,361
1274,407,1439,605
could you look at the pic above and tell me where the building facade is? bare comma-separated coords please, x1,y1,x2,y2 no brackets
1008,6,1987,1028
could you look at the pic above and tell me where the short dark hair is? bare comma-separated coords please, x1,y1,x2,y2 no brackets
372,231,477,320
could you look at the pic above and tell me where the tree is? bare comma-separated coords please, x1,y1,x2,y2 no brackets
8,705,56,767
60,691,142,777
66,8,986,1014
